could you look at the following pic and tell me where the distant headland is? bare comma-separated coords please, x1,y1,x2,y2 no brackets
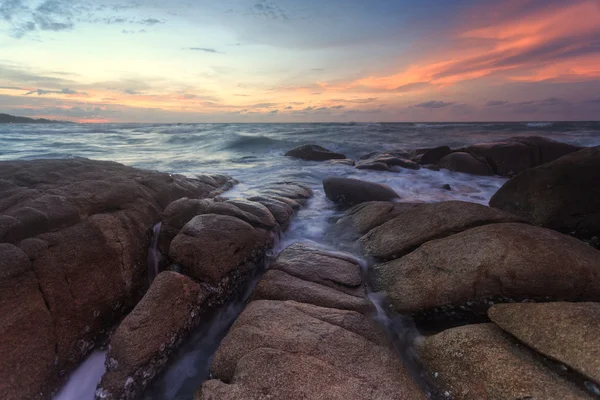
0,113,73,124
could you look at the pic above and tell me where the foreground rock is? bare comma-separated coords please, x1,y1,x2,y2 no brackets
489,302,600,386
490,146,600,241
97,272,207,400
200,301,424,400
360,201,524,259
285,144,346,161
418,324,590,399
96,183,312,400
0,158,233,400
323,177,400,206
337,201,423,235
372,223,600,315
199,242,424,399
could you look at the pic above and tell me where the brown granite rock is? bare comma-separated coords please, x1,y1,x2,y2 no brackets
490,146,600,241
338,201,423,235
372,223,600,314
323,177,400,206
462,136,582,176
204,300,424,400
489,302,600,385
285,144,346,161
417,323,590,400
0,158,233,398
169,214,271,284
269,242,364,296
252,269,373,313
438,152,493,176
97,272,207,400
360,201,525,260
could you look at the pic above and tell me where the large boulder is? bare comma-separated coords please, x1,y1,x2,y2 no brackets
201,300,425,400
372,223,600,315
337,201,423,235
462,136,582,176
437,152,493,175
360,201,525,260
356,150,419,171
417,323,590,399
323,177,400,206
96,272,207,400
489,302,600,386
169,214,272,284
285,144,346,161
0,158,232,399
490,146,600,241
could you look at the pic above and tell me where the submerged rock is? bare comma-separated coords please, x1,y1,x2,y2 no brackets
97,272,207,400
489,302,600,386
490,146,600,241
360,201,524,260
356,151,419,171
372,223,600,315
418,323,590,400
438,152,493,176
285,144,346,161
323,177,400,206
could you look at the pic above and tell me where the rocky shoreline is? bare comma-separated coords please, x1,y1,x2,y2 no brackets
1,136,599,400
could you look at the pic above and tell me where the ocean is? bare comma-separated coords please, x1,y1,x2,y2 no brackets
3,121,600,399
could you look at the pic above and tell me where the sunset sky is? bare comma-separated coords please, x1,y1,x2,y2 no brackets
1,0,600,123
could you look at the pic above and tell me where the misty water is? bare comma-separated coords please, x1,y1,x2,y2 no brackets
3,122,599,399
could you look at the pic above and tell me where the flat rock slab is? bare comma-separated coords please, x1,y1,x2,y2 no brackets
360,201,524,260
372,223,600,314
490,146,600,240
252,269,373,313
417,323,591,399
338,201,423,235
201,300,424,400
97,271,207,400
489,302,600,386
323,177,400,206
269,242,364,296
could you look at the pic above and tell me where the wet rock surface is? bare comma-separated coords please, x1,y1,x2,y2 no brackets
337,201,423,235
418,324,591,400
437,152,494,176
95,182,312,400
323,177,400,205
200,242,425,399
0,158,234,400
285,144,346,161
372,223,600,315
97,272,207,400
490,146,600,241
489,302,600,386
360,201,524,260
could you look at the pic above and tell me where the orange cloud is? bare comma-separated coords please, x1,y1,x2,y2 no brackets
320,0,600,93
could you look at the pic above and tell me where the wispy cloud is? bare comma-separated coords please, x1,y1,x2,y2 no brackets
25,87,87,96
414,100,454,109
186,47,224,54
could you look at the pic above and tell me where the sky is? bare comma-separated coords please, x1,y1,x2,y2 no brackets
1,0,600,123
